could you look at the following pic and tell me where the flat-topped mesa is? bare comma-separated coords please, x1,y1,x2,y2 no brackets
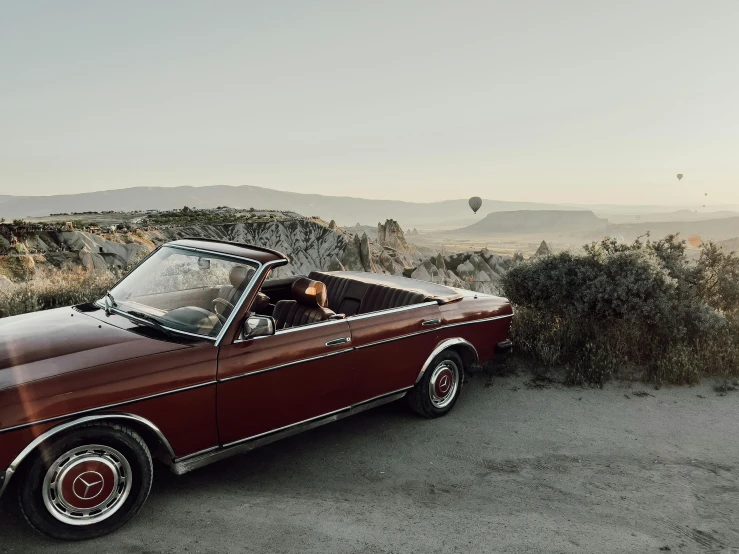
377,219,411,253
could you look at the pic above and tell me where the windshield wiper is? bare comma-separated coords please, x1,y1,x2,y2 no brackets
104,291,117,316
123,310,175,338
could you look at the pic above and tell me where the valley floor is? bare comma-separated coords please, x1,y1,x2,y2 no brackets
1,369,738,553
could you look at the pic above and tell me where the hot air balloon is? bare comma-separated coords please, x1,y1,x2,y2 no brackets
468,196,482,214
687,234,702,248
705,192,708,196
677,174,683,180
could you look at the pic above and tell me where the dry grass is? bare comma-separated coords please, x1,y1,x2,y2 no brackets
0,268,119,318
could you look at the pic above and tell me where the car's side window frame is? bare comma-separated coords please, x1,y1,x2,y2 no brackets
216,259,288,346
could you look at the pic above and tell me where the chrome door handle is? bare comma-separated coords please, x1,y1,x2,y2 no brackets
325,337,350,346
422,319,441,326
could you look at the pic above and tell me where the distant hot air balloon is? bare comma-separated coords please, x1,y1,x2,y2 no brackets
705,192,708,196
677,174,683,181
687,234,702,248
468,196,482,214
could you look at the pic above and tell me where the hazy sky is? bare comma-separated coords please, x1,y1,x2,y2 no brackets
1,0,738,205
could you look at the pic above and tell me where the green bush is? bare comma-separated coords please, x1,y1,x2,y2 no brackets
502,236,739,385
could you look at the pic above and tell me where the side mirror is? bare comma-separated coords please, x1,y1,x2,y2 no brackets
243,315,276,339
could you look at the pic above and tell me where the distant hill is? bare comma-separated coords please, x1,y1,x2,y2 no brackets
3,185,739,233
447,210,607,236
719,238,739,254
0,185,573,229
603,209,739,224
607,217,739,241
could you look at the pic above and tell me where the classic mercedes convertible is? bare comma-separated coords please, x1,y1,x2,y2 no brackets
0,239,513,540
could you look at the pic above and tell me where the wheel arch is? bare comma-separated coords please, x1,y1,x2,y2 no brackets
415,338,479,384
1,413,176,498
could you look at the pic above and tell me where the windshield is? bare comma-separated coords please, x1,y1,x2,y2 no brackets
99,246,260,338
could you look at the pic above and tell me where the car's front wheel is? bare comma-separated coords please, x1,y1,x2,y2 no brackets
18,422,153,540
407,349,464,418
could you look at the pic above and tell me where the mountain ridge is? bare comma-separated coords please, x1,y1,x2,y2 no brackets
3,184,736,229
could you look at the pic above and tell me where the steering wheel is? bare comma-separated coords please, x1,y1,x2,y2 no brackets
212,298,234,324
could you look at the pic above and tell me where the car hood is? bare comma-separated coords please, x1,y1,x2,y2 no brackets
0,307,188,391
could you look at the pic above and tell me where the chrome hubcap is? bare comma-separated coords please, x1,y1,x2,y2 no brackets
428,360,459,408
42,445,132,526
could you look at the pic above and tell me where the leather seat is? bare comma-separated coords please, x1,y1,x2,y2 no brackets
308,271,426,315
358,283,426,314
217,265,255,307
273,277,336,329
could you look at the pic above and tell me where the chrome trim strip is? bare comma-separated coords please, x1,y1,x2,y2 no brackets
0,470,9,499
218,348,353,382
174,445,220,462
437,312,513,330
222,406,351,449
346,301,438,321
215,258,287,346
0,413,179,500
0,381,217,435
233,318,349,343
415,338,479,384
354,386,413,408
172,388,411,475
325,337,350,347
354,330,434,349
422,318,441,326
354,313,513,351
274,318,347,335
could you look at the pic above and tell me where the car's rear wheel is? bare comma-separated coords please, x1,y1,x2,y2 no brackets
18,422,153,540
407,349,464,418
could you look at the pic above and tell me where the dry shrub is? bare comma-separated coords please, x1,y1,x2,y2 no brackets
0,268,119,318
503,235,739,385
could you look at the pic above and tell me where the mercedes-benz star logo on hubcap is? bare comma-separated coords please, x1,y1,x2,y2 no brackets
439,375,449,393
72,471,105,500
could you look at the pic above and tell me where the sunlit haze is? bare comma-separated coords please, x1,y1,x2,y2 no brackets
1,1,738,205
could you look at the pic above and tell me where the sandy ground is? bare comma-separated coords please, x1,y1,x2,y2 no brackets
1,368,738,554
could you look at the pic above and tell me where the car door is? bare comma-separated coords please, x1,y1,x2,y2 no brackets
346,302,442,404
216,319,353,446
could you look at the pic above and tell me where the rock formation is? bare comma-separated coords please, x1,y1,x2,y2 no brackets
165,220,350,276
359,233,376,272
377,219,411,253
0,213,529,299
534,240,551,257
406,247,522,295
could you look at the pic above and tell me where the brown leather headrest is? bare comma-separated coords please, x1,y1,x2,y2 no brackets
230,266,253,288
291,277,328,308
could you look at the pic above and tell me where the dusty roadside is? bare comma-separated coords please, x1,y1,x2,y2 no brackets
1,369,738,553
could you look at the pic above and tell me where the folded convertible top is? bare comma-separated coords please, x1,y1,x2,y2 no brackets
317,271,465,305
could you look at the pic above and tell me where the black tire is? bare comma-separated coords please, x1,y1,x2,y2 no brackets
17,422,153,541
407,349,464,418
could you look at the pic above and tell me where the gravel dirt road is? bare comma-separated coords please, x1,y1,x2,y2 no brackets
2,368,738,553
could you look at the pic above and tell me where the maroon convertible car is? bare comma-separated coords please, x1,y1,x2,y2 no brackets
0,239,513,540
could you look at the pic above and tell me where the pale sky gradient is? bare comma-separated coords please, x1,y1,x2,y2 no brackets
1,0,738,205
